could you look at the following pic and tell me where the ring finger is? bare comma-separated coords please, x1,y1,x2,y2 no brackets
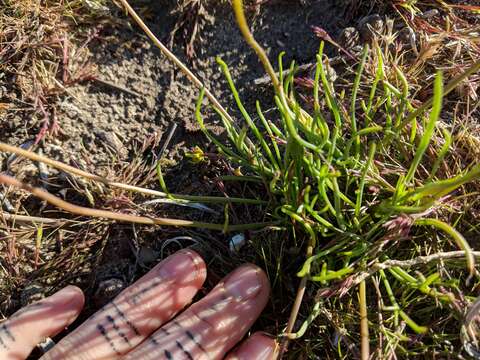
123,263,270,360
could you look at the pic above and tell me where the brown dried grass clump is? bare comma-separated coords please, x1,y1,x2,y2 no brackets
353,0,480,103
0,0,111,140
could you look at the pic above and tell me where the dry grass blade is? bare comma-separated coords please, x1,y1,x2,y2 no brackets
0,174,271,231
359,280,370,360
376,251,480,269
1,213,70,225
0,142,265,204
116,0,235,125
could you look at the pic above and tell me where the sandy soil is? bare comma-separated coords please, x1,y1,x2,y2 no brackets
1,0,348,165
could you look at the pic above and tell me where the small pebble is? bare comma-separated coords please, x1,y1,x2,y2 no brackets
93,278,126,307
358,14,384,42
229,233,246,253
338,27,360,50
420,9,440,19
398,27,418,53
0,192,15,212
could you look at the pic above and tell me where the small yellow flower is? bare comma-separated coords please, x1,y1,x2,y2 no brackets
233,167,243,176
185,146,206,163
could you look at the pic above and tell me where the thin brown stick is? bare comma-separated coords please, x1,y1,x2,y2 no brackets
321,251,480,299
0,141,112,185
1,213,69,224
116,0,234,125
93,77,142,97
0,174,271,231
0,142,265,205
278,240,314,357
359,280,370,360
376,251,480,269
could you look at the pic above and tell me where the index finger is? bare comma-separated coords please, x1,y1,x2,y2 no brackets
42,249,206,360
0,286,84,360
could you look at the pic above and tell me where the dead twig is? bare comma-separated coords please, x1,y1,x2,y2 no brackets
0,141,266,205
376,252,480,269
116,0,235,125
0,173,271,231
317,251,480,300
158,122,178,159
92,77,142,98
359,280,370,360
1,213,69,225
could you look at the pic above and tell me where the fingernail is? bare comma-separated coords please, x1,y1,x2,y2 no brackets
225,265,262,301
158,249,202,281
48,286,84,307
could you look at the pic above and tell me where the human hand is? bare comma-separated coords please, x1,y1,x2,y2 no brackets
0,249,276,359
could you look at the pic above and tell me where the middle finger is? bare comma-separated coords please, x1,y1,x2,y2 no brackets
42,249,206,360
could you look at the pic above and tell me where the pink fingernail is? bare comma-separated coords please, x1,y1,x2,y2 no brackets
225,265,262,301
158,249,202,281
48,285,84,306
